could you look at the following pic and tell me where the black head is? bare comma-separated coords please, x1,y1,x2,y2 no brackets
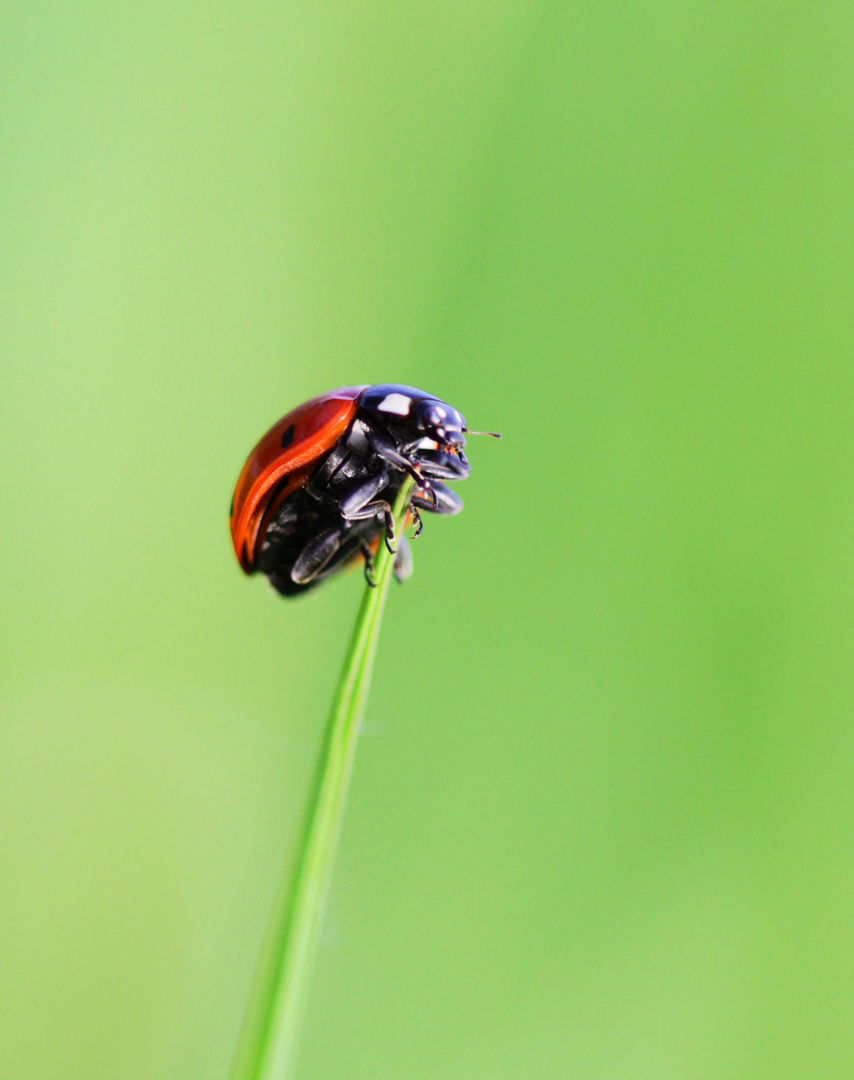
360,384,468,449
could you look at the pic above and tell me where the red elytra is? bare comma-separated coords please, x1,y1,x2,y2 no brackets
229,386,368,572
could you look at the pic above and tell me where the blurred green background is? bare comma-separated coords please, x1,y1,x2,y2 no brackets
2,2,853,1077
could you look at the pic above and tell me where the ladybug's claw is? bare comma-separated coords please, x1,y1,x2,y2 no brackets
384,519,396,554
359,539,377,587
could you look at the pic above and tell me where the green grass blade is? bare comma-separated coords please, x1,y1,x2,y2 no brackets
230,477,415,1080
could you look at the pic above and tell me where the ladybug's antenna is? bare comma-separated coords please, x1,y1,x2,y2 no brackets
465,429,502,438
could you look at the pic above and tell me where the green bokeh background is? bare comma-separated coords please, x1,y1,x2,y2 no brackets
3,3,853,1077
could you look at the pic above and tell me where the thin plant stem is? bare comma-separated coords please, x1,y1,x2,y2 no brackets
229,477,415,1080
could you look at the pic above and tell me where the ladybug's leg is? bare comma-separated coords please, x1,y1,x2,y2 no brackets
291,524,344,586
337,472,397,552
409,504,423,539
411,480,463,516
358,538,377,588
407,448,470,482
363,425,424,484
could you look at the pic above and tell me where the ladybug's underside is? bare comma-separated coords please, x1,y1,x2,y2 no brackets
239,384,473,596
257,483,408,596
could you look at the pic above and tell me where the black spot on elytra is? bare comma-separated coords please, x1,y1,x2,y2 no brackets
281,424,295,449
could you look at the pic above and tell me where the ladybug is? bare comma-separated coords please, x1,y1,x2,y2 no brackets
229,384,497,595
